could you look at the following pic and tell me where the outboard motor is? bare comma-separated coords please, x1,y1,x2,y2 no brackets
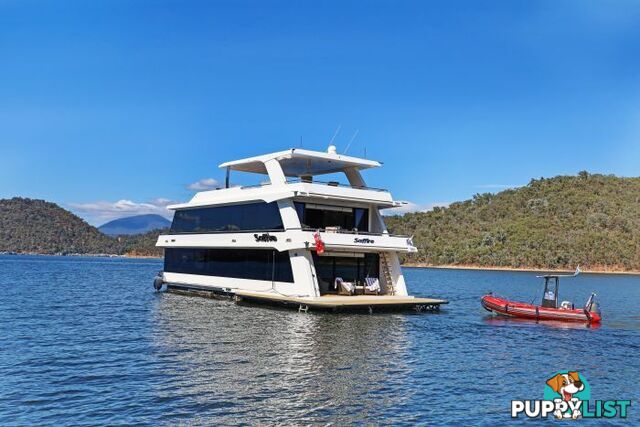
589,300,600,316
585,293,600,315
153,271,164,291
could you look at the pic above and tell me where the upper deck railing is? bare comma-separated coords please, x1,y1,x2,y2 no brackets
300,227,409,238
240,179,389,193
165,227,409,238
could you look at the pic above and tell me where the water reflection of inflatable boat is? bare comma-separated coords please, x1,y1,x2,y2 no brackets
481,268,602,324
482,316,601,330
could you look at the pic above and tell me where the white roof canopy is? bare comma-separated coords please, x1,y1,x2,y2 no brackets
219,148,381,177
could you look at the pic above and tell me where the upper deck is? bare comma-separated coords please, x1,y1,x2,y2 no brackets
168,180,404,210
219,147,381,176
168,147,407,210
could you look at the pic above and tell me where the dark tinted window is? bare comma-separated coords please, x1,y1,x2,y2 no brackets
295,203,369,232
165,248,294,282
312,253,379,291
354,208,368,231
171,202,284,233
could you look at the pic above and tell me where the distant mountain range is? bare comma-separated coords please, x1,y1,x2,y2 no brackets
0,198,164,256
98,214,171,236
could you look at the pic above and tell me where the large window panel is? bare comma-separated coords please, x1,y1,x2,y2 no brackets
334,256,360,283
313,255,336,290
242,202,285,231
311,253,380,292
164,248,294,282
354,208,368,231
170,202,284,233
294,202,369,232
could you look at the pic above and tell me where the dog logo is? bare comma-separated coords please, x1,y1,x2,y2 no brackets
545,371,587,419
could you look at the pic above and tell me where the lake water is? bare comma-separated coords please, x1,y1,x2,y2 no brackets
1,255,638,425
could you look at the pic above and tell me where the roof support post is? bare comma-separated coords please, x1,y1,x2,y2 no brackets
344,167,366,188
264,159,287,186
370,208,389,234
225,166,230,189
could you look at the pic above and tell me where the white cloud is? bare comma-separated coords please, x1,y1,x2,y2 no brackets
187,178,220,191
69,198,176,225
382,201,450,216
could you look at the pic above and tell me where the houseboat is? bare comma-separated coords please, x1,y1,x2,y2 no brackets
155,146,447,312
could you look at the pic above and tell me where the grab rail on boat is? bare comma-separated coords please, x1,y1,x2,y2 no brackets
240,179,389,193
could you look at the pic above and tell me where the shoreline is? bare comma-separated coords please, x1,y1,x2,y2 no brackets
402,263,640,276
0,252,162,260
3,252,639,275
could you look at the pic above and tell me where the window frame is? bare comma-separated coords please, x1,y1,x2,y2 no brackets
164,247,294,283
294,202,370,233
170,202,285,234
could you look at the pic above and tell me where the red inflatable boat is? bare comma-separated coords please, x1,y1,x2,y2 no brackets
481,295,601,323
481,269,602,324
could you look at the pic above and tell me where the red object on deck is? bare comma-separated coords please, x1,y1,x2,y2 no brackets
481,294,601,323
313,231,325,255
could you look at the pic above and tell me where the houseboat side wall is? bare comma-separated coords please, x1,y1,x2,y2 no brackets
163,271,297,295
161,209,407,297
276,198,320,297
162,253,406,298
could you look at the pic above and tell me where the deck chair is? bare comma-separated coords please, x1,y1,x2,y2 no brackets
364,277,381,295
335,277,355,295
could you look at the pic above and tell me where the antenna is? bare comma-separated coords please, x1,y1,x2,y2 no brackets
343,129,359,154
328,125,341,146
300,136,303,147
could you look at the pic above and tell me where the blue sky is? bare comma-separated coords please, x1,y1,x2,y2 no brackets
1,0,639,225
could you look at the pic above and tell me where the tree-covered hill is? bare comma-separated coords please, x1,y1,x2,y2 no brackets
0,198,164,256
0,198,117,254
115,228,166,257
3,173,640,271
385,172,640,271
